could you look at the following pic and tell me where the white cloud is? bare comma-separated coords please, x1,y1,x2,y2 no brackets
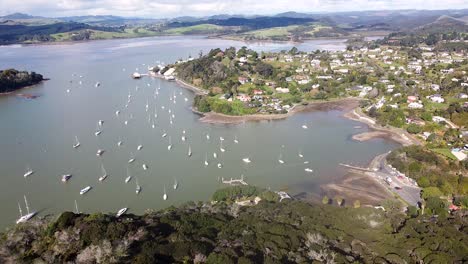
0,0,467,18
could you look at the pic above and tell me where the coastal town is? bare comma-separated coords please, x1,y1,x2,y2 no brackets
144,32,468,214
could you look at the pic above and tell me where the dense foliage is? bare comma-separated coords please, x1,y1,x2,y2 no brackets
387,146,468,207
1,189,466,263
0,69,44,93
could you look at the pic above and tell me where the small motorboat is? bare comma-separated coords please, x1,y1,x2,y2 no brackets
80,186,92,195
96,149,105,156
305,168,313,173
116,208,128,217
242,158,251,163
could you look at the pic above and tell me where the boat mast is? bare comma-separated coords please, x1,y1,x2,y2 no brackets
24,195,30,215
18,202,23,217
74,200,79,214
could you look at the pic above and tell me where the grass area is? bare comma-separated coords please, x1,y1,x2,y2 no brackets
240,25,300,38
51,28,159,41
306,25,332,35
164,24,224,34
430,148,457,160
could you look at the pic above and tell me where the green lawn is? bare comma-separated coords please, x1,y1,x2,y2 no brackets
164,24,224,34
431,148,457,160
240,25,299,38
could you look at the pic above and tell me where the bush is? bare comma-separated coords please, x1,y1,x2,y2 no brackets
422,187,443,199
407,124,422,134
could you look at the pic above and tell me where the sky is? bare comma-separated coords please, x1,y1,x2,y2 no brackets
0,0,467,18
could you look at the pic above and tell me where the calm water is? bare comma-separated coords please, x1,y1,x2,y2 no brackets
0,36,398,229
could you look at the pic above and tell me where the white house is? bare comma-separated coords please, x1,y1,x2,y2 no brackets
408,102,423,109
275,87,290,93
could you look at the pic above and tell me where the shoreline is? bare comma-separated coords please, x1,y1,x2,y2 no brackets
198,98,360,124
0,79,46,96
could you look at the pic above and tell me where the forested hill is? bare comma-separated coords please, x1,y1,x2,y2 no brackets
0,69,44,93
167,16,317,30
1,186,466,263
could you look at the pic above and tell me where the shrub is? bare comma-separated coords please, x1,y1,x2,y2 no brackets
407,124,422,134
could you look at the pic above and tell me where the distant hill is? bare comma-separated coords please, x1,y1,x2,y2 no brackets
415,15,468,33
0,13,42,19
168,16,316,31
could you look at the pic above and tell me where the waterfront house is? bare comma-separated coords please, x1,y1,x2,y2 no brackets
236,94,251,102
238,76,249,85
275,87,290,94
427,94,445,103
408,102,423,109
407,95,418,103
253,89,263,95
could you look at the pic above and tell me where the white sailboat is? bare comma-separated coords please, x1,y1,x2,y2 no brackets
136,178,141,194
213,152,217,159
96,149,105,156
95,82,100,87
162,132,167,138
80,186,92,195
298,151,304,158
206,134,210,140
188,145,192,157
137,144,143,151
142,164,148,170
98,120,104,126
167,136,172,150
23,166,34,178
173,179,178,190
220,137,224,141
220,141,225,152
163,186,167,200
115,110,120,116
278,153,285,164
204,153,209,166
234,136,239,144
128,153,135,163
16,195,36,224
217,163,222,168
98,164,108,182
73,136,81,148
125,167,132,183
302,124,308,129
305,168,313,173
117,139,123,147
116,208,128,217
242,157,251,163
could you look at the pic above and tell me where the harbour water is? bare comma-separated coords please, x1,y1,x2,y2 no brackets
0,36,399,229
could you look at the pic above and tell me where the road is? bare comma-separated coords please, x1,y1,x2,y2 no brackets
368,152,421,206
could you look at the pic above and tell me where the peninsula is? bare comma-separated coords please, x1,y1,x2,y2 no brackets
0,69,44,94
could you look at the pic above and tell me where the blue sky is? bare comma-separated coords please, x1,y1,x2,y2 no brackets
0,0,467,18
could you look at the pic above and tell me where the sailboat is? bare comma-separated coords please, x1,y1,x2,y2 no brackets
128,153,135,164
115,110,120,116
213,152,217,159
163,186,167,200
220,137,225,141
137,144,143,151
278,153,285,164
173,179,178,190
302,124,308,129
136,178,141,194
167,136,172,150
220,141,225,152
98,120,104,126
187,145,192,157
73,136,81,148
96,149,105,156
116,208,128,217
305,168,313,173
204,153,209,166
94,123,102,136
242,157,251,163
117,139,123,147
95,82,101,87
217,163,222,168
234,136,239,144
16,195,36,224
298,151,304,158
98,164,108,182
206,134,210,140
80,186,92,195
142,164,148,170
61,174,72,182
23,166,34,178
125,167,132,183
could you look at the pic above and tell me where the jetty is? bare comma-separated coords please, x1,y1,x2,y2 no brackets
221,175,248,186
339,163,372,172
